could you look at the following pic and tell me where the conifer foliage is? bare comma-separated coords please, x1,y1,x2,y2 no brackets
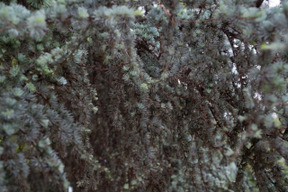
1,0,288,191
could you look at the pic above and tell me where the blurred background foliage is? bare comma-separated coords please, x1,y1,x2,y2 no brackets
1,0,288,191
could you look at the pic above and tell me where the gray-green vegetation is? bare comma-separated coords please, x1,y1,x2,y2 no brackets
1,0,288,191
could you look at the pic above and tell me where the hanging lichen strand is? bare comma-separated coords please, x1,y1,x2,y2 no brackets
0,0,288,191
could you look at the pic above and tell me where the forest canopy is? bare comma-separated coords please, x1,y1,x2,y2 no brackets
1,0,288,191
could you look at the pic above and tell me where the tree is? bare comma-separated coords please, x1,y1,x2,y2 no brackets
1,0,288,191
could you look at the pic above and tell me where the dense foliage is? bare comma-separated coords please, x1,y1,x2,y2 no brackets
1,0,288,191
